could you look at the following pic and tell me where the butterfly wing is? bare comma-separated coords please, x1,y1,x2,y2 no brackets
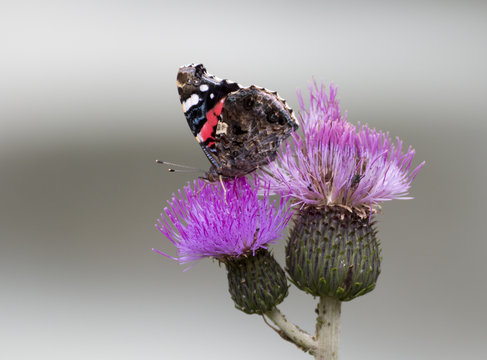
176,64,298,181
210,86,299,178
177,64,240,168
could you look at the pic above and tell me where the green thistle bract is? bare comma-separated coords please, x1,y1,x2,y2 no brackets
287,207,380,301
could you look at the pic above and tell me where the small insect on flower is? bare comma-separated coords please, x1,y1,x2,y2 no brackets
153,176,293,267
350,173,364,188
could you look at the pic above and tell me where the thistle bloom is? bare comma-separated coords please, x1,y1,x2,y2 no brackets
262,83,425,215
258,83,424,303
154,177,292,265
154,176,292,313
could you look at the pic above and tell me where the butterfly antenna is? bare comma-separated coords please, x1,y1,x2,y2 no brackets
155,160,205,174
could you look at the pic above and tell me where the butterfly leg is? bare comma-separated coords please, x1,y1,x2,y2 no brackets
196,180,209,195
219,175,228,205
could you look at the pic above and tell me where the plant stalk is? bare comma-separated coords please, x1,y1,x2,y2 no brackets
265,307,316,353
314,296,341,360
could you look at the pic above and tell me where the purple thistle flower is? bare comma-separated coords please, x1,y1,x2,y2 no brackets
261,82,425,215
154,177,293,266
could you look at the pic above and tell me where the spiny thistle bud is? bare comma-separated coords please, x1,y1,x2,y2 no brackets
286,207,380,301
225,249,288,314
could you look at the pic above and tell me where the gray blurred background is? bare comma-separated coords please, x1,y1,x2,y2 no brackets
1,1,486,359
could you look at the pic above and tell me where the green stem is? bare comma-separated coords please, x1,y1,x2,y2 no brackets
265,307,316,353
314,296,341,360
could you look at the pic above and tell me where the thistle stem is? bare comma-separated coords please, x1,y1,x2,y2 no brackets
315,296,341,360
265,307,316,353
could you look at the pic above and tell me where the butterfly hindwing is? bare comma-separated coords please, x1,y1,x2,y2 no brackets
211,86,298,178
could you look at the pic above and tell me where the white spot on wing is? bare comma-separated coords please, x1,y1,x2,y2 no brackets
182,94,200,113
216,122,228,135
200,84,209,92
210,93,214,99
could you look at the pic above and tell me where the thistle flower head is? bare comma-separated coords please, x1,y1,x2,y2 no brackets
154,177,292,265
261,83,425,215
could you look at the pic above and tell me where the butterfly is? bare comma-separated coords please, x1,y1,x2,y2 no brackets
176,63,298,182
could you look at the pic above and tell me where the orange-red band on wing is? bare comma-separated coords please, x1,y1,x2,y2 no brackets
199,98,225,147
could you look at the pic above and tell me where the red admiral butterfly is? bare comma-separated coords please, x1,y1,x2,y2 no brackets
176,63,299,182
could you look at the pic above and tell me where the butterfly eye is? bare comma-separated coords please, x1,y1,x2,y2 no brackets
243,97,254,110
